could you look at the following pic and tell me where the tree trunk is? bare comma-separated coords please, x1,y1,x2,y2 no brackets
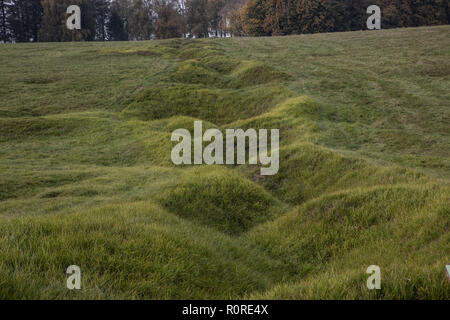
1,0,6,42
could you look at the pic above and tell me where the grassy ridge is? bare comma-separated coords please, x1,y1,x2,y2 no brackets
0,26,449,299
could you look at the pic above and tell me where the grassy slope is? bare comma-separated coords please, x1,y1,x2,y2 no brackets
0,26,449,299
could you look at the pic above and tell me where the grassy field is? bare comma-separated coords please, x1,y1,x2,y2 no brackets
0,25,449,299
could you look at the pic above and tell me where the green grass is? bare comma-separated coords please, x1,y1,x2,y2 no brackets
0,26,449,299
159,166,286,235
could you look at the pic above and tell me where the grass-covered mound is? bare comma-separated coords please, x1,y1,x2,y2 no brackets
160,166,286,235
240,142,430,204
121,84,292,124
0,201,286,299
247,185,449,299
0,26,449,299
171,59,227,87
231,60,292,87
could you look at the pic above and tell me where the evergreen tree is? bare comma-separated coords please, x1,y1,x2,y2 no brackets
108,10,127,40
7,0,42,42
108,0,130,40
0,0,8,43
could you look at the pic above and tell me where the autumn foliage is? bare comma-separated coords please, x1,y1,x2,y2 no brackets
241,0,450,36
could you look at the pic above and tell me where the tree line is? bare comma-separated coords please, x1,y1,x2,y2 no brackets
241,0,450,36
0,0,245,42
0,0,448,42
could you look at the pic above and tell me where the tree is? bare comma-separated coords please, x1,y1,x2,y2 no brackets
207,0,225,37
241,0,269,36
409,0,449,26
0,0,8,43
6,0,42,42
218,0,245,36
154,0,185,39
127,0,153,40
240,0,450,37
227,7,244,36
293,0,350,34
263,0,300,35
108,9,127,40
108,0,130,40
185,0,209,37
94,0,110,41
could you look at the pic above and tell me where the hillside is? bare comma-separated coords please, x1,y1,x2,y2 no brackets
0,26,449,299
